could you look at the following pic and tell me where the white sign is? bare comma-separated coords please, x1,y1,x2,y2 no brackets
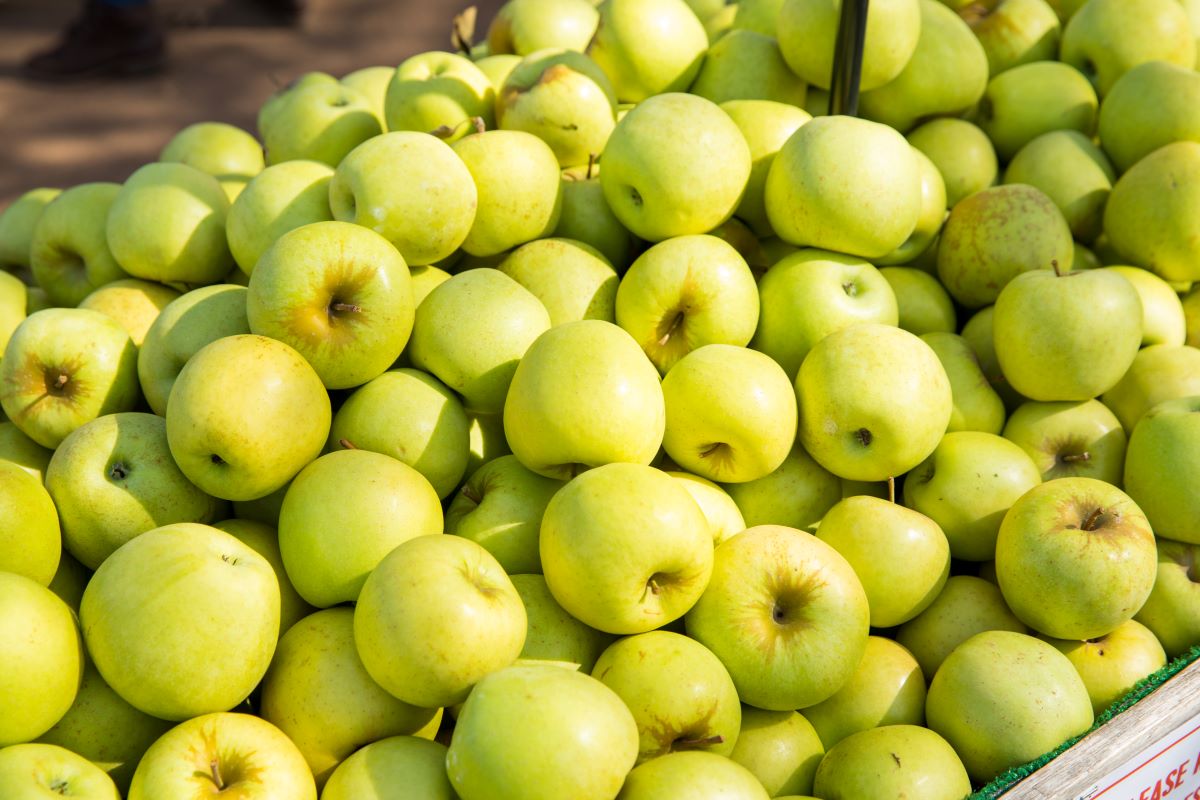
1076,717,1200,800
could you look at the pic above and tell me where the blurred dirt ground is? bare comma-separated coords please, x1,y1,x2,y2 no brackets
0,0,505,207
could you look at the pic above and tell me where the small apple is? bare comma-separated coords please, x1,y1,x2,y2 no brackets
967,0,1061,76
907,118,998,209
385,51,495,139
975,61,1098,160
876,149,948,266
719,99,812,237
1098,61,1200,174
1002,399,1126,485
724,443,842,532
777,0,920,91
0,459,59,584
669,471,746,545
588,0,708,102
226,160,334,276
77,279,180,347
689,29,807,106
1044,619,1167,716
320,736,456,800
29,182,126,307
880,267,955,335
1003,130,1114,243
1123,396,1200,545
487,0,600,55
618,751,769,799
259,81,380,166
159,121,265,183
1103,345,1200,433
340,65,395,123
1059,0,1194,96
0,187,60,272
553,168,637,271
511,573,614,671
729,707,824,798
812,725,971,800
1135,538,1200,658
498,237,618,326
920,332,1006,435
1103,266,1187,348
0,743,119,800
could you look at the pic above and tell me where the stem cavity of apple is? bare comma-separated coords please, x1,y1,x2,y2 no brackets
1061,452,1091,463
657,311,686,347
1080,507,1108,532
210,759,224,791
855,428,873,448
328,300,362,316
674,734,724,749
109,462,129,481
460,483,483,505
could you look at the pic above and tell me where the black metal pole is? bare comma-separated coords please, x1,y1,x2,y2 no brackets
829,0,869,117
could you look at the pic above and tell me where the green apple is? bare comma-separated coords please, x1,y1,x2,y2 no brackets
1098,61,1200,174
340,66,395,123
1104,142,1200,284
880,267,955,335
385,51,494,140
1135,538,1200,657
212,519,310,638
128,712,316,800
1,309,139,449
165,334,330,501
994,267,1142,402
554,170,636,271
1002,399,1126,484
329,367,469,499
446,455,563,574
961,305,1027,409
321,736,455,800
0,271,24,354
1059,0,1195,97
802,637,926,751
797,324,952,482
690,29,807,106
540,463,712,633
0,743,119,800
812,725,971,800
0,572,83,747
732,0,783,34
976,61,1098,160
1103,345,1200,433
670,471,746,545
859,0,989,134
498,238,618,326
907,118,997,209
617,751,769,799
719,100,811,237
967,0,1060,76
159,121,264,182
226,160,334,276
260,607,439,785
1045,619,1166,715
330,131,477,266
136,284,250,415
1003,130,1114,243
0,188,60,272
106,163,234,285
592,630,741,762
724,443,841,531
1183,290,1200,347
1124,396,1200,544
29,183,126,307
766,115,920,259
46,412,220,570
0,460,59,584
1104,266,1186,347
511,573,613,670
777,0,920,91
686,525,869,710
920,332,1006,434
926,630,1093,782
729,708,824,797
504,320,665,478
259,81,380,165
488,0,600,54
877,150,947,266
996,477,1157,639
816,496,949,627
589,0,707,102
77,279,180,347
0,421,53,482
355,534,525,707
247,220,414,389
752,249,898,380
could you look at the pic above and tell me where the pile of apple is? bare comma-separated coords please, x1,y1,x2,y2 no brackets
3,0,1200,796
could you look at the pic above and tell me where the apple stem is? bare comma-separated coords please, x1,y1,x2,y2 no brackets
471,116,487,134
1051,259,1063,277
54,373,69,390
1081,507,1106,531
887,476,895,504
460,484,483,504
647,578,662,595
657,311,685,347
210,759,224,790
586,153,597,181
675,734,725,749
338,438,358,450
329,301,361,314
1062,452,1090,463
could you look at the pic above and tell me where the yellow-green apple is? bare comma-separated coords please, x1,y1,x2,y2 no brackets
0,460,59,584
1002,399,1126,484
670,472,746,545
967,0,1060,76
0,743,119,800
106,163,235,285
0,271,24,354
797,324,952,481
690,30,807,106
1103,267,1186,347
385,51,495,140
813,725,971,800
511,573,613,670
1104,142,1200,284
777,0,920,91
961,306,1027,410
921,332,1005,434
996,477,1157,639
937,184,1073,308
321,736,455,800
685,525,869,709
907,118,997,209
766,116,920,259
719,100,811,237
816,497,949,626
497,49,617,168
1004,131,1114,243
330,132,477,266
476,52,526,90
46,553,89,613
1098,61,1200,173
226,160,334,276
724,443,841,531
329,368,469,499
354,534,525,707
446,455,563,574
29,183,126,307
498,238,618,326
247,221,414,389
601,93,750,242
279,449,442,607
801,637,926,750
1060,0,1194,96
540,463,712,633
81,523,279,720
77,279,180,347
0,421,53,481
1135,538,1200,657
504,320,665,478
260,607,439,785
1044,619,1166,715
258,81,380,166
0,572,83,746
409,263,452,306
447,662,638,800
127,712,315,800
592,631,741,762
46,412,220,570
877,150,947,266
976,61,1098,160
453,130,562,256
213,519,311,638
926,630,1093,782
881,267,955,335
136,284,250,415
0,188,60,273
340,65,395,124
752,249,898,380
729,708,824,797
488,0,600,55
617,750,768,799
553,169,636,271
859,0,989,134
588,0,707,102
1124,396,1200,544
732,0,784,35
159,121,264,186
1103,345,1200,432
1,309,139,449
